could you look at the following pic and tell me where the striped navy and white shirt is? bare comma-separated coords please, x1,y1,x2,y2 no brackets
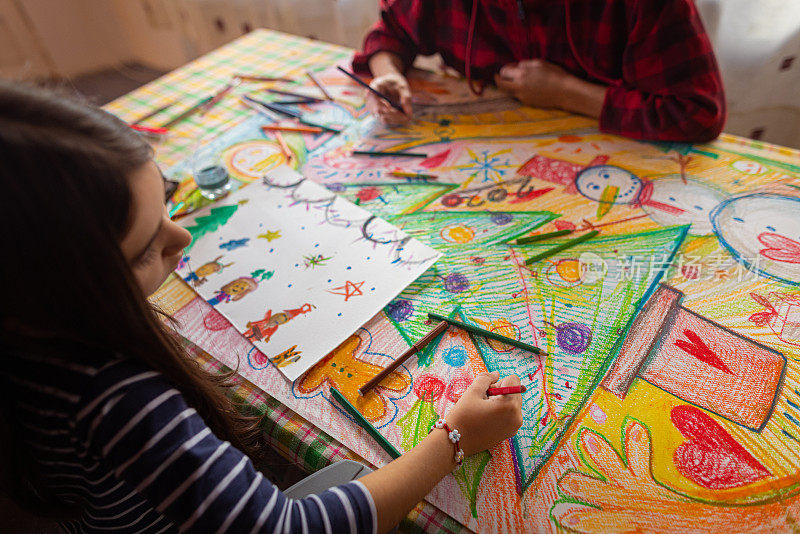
2,341,376,533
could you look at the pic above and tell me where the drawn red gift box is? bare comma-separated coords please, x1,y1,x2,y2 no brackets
602,284,786,431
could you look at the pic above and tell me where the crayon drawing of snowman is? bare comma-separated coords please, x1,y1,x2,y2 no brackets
711,193,800,285
638,174,729,236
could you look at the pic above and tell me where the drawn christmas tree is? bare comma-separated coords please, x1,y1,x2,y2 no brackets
184,204,239,250
384,211,688,492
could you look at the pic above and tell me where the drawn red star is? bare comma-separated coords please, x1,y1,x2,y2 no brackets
328,280,365,301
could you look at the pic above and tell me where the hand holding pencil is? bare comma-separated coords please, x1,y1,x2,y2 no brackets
444,371,523,457
367,72,412,126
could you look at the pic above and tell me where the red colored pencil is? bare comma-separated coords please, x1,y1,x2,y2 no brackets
130,124,168,135
486,385,527,396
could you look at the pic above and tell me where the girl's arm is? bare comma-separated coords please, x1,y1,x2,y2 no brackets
359,371,523,533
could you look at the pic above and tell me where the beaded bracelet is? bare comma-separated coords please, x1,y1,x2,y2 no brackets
429,418,464,470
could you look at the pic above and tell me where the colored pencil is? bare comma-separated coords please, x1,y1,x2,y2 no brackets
352,150,428,158
427,313,546,356
389,171,438,180
200,80,240,115
336,66,405,113
511,229,573,245
235,74,294,83
246,96,341,133
273,98,319,105
273,130,293,162
260,125,324,135
487,386,527,396
267,88,324,102
132,102,174,124
160,95,214,128
240,95,283,120
130,124,168,135
524,230,600,265
306,69,334,101
330,387,401,459
359,321,449,396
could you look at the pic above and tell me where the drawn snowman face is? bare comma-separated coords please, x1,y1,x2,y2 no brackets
575,165,642,205
711,194,800,285
641,175,728,236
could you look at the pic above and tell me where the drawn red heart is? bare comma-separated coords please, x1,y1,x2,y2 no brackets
758,232,800,264
671,405,769,489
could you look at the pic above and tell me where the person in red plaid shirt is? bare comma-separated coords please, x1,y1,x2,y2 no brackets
353,0,726,142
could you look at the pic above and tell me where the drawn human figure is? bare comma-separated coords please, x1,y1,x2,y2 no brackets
244,303,314,343
207,269,273,306
182,255,232,287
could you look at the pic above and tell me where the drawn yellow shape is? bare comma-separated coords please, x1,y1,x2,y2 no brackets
441,224,476,244
252,152,284,172
596,185,619,219
297,335,411,422
556,259,582,283
475,318,520,353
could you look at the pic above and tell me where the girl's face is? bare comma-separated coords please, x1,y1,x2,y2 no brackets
120,160,192,296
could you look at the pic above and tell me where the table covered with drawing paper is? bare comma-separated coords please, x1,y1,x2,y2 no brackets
106,30,800,534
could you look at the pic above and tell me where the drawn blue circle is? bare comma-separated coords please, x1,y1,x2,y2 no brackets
443,346,468,367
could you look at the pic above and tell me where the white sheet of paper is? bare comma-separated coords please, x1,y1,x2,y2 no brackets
175,166,441,380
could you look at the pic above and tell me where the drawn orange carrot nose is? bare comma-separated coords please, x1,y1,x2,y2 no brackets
596,185,619,218
757,232,800,263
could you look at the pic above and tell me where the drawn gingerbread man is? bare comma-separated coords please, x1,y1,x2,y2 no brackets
297,334,411,422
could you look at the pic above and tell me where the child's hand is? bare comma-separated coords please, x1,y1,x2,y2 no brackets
445,371,523,457
494,59,571,110
367,72,412,126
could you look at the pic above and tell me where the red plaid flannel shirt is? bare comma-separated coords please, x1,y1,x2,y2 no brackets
353,0,726,142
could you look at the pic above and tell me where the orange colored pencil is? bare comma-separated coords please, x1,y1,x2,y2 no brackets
261,125,323,135
273,130,293,162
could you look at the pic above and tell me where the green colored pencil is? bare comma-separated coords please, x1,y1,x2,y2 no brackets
525,230,600,265
511,229,573,245
427,313,546,356
352,150,428,158
330,387,401,459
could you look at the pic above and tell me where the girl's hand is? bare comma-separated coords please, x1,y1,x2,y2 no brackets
445,371,523,457
494,59,572,109
367,72,412,126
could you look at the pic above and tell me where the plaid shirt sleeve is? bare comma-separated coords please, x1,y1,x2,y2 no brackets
598,0,726,142
352,0,430,74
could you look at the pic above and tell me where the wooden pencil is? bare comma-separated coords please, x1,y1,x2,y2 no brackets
352,150,428,158
330,387,401,459
273,130,293,162
336,66,405,113
306,69,334,101
427,313,546,356
524,230,600,265
359,321,449,396
260,125,323,134
511,229,573,245
487,385,527,396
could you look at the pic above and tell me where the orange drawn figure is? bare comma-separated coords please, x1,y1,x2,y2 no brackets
270,345,302,368
297,334,411,423
207,269,273,306
182,255,233,287
551,419,800,533
244,303,315,343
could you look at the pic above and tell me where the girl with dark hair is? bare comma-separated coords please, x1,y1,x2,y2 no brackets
0,80,523,533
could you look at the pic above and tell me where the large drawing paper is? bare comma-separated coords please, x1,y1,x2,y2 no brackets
175,165,441,380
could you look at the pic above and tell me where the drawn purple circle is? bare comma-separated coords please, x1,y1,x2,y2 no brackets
444,272,470,293
555,322,592,354
491,212,514,225
386,299,413,322
326,182,346,192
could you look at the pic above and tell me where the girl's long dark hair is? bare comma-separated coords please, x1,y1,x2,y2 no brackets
0,80,265,514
